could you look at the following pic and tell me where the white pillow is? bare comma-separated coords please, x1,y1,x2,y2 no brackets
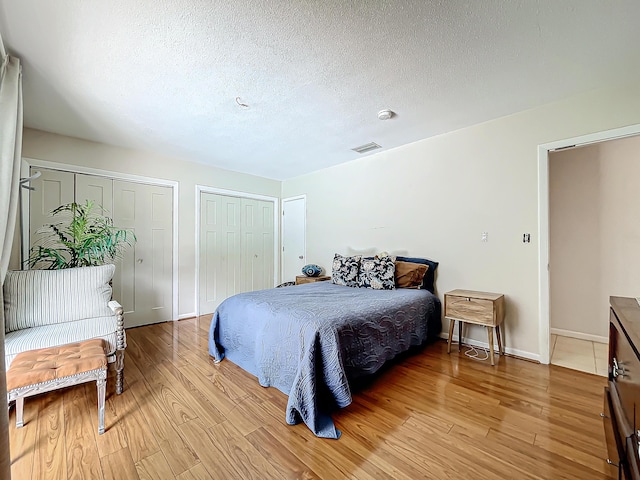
3,264,115,333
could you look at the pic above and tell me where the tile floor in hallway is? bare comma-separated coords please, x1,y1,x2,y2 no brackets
550,334,608,376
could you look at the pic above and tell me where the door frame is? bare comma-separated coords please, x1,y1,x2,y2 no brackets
537,123,640,364
22,157,180,321
194,185,279,318
281,195,306,284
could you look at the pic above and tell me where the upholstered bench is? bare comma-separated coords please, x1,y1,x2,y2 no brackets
6,339,108,434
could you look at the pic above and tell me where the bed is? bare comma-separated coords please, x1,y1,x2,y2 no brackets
208,275,441,439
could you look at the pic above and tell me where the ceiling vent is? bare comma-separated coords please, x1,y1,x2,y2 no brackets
351,142,381,154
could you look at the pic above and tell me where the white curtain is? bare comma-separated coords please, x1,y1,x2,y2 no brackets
0,31,23,480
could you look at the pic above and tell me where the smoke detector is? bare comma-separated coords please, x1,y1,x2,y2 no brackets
377,109,394,120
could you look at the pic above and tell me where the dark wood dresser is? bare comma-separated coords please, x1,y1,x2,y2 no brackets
606,296,640,479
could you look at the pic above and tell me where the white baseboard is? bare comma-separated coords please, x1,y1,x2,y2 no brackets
439,332,540,363
550,328,607,344
178,312,197,320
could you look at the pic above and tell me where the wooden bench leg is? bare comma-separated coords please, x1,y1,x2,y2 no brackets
97,371,107,435
15,397,24,428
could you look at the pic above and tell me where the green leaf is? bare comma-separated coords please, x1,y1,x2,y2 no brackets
27,200,137,270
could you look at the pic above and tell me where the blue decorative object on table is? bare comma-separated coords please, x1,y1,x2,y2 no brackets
302,264,322,277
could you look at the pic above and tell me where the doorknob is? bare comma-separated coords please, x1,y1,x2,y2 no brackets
298,256,303,259
137,259,143,264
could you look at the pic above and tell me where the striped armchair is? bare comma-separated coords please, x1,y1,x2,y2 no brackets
3,264,126,394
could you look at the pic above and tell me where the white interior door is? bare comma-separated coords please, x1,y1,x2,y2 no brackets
75,173,113,213
29,168,74,252
282,196,306,283
241,198,274,292
199,192,242,315
113,181,173,328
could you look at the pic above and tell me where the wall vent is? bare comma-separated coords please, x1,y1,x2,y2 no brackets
351,142,381,154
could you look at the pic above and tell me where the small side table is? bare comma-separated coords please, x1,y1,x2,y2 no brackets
295,275,330,285
444,289,505,366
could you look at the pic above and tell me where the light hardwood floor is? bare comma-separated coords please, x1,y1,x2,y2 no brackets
9,316,614,479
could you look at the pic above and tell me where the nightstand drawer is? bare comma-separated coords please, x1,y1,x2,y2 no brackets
445,295,494,325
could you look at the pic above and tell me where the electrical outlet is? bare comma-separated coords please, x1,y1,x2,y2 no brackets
523,233,531,243
481,232,488,242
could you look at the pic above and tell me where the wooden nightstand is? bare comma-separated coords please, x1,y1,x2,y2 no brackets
444,289,505,366
295,275,330,285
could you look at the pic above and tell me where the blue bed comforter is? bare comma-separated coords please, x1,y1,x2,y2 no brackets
208,281,441,438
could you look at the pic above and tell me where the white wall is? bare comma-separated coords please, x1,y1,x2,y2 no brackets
282,83,640,359
549,145,602,337
600,136,640,316
18,128,281,319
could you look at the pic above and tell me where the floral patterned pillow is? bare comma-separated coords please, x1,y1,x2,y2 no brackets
331,254,361,287
358,256,396,290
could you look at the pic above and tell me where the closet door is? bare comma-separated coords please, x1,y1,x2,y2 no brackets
30,170,113,250
113,181,173,328
199,192,242,315
241,198,274,292
29,168,74,251
75,173,113,214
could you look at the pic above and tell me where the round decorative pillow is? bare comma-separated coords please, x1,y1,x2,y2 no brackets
302,264,322,277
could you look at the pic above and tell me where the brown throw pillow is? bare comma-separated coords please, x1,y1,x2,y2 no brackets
395,260,428,289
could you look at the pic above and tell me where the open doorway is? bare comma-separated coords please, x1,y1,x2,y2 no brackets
549,136,640,375
538,124,640,366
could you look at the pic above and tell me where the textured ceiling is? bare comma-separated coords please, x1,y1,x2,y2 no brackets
1,1,640,180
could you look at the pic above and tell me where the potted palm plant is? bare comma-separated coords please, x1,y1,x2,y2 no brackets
27,200,136,269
